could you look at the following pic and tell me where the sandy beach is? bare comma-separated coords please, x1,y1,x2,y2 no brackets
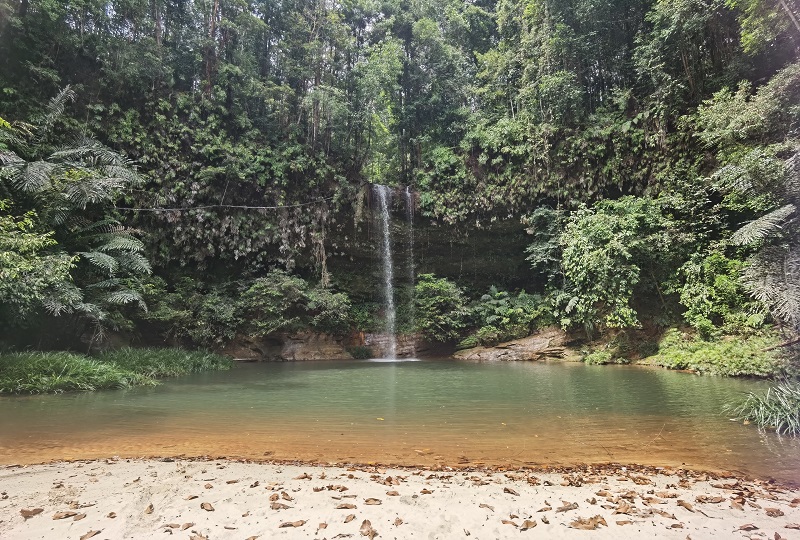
2,458,800,539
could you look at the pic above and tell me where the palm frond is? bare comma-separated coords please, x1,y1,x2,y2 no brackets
731,204,796,246
37,86,76,138
50,139,134,168
101,164,142,187
741,247,800,332
64,176,125,208
0,150,25,166
785,151,800,202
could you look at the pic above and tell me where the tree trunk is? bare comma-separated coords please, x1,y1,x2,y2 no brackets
778,0,800,36
204,0,220,94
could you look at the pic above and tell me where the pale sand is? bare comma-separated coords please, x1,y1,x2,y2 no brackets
2,458,800,539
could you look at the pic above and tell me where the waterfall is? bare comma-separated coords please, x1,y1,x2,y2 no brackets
374,184,397,359
405,186,416,357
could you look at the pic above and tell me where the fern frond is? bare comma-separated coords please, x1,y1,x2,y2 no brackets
731,204,795,246
41,282,83,316
85,278,123,290
105,289,147,311
72,301,109,322
97,235,145,253
74,218,121,236
78,251,119,275
13,160,57,192
105,290,140,304
115,251,152,274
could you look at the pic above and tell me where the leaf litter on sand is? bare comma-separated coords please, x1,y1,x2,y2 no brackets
20,508,43,520
556,501,578,513
570,515,608,530
360,519,378,539
53,511,78,520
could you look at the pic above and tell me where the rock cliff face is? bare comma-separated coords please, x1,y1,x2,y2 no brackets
220,333,353,361
361,333,452,358
219,331,453,361
220,328,570,362
452,328,568,362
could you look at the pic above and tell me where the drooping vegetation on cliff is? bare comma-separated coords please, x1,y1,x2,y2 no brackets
0,0,798,373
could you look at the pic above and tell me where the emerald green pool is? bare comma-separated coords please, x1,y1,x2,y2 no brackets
1,359,798,483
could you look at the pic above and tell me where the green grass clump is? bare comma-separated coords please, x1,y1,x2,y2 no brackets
726,380,800,435
1,348,233,395
100,348,233,378
0,351,154,394
644,328,784,377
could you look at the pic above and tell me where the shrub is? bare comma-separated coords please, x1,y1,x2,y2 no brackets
583,350,615,365
675,250,767,339
414,274,470,342
468,287,553,345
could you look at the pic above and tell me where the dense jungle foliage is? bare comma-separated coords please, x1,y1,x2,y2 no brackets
0,0,798,369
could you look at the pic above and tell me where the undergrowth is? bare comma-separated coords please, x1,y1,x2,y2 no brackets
643,328,785,377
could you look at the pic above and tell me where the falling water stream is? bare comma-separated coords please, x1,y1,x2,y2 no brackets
405,186,416,357
374,184,397,359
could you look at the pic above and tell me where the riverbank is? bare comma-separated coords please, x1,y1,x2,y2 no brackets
2,458,800,539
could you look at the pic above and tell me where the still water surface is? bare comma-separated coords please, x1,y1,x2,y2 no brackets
1,360,799,482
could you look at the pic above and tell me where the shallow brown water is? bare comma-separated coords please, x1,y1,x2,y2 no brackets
1,360,799,482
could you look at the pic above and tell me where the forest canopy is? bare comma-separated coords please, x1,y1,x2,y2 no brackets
0,0,798,356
